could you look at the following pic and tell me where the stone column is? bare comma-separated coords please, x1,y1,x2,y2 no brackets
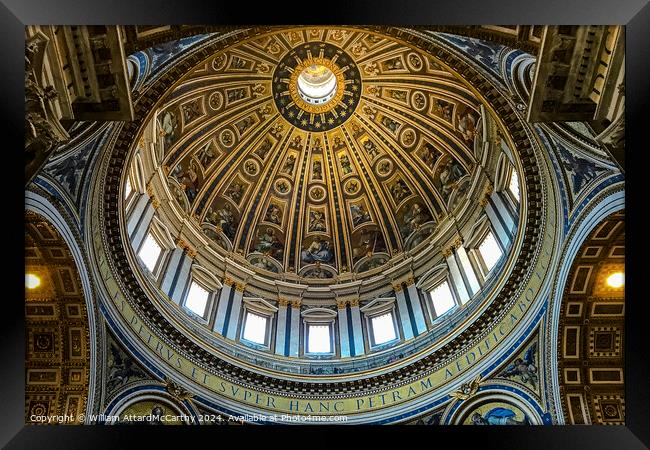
288,299,301,357
126,193,150,236
225,282,245,340
444,247,470,304
405,279,428,335
348,299,365,356
394,283,415,340
212,278,233,334
337,300,351,358
129,196,155,252
455,246,481,296
274,298,289,356
490,191,516,236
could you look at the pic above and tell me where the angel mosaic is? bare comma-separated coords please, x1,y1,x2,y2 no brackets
196,143,216,168
263,203,282,225
382,57,404,71
457,110,478,143
381,116,399,133
227,88,246,102
340,155,353,174
350,203,371,227
255,138,272,160
500,342,538,387
418,143,441,171
363,139,380,159
308,210,327,233
281,154,296,174
312,160,323,180
224,180,245,204
182,99,202,123
389,178,412,204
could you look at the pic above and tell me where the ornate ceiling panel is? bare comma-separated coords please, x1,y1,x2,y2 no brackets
156,28,483,281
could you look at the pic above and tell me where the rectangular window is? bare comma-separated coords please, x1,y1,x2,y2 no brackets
125,178,132,199
185,281,209,316
371,312,397,344
243,312,268,344
307,324,331,353
429,280,456,317
508,170,520,202
478,231,502,272
138,233,162,273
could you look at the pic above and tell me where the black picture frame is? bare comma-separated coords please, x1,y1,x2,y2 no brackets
5,0,648,448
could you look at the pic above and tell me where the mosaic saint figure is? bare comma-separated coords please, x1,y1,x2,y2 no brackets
255,228,283,260
301,237,334,263
400,203,431,237
439,159,465,199
160,110,178,146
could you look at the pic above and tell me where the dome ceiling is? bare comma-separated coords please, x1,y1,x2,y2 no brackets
156,28,482,281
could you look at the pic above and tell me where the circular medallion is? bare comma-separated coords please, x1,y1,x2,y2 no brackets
243,159,260,176
273,43,362,132
208,91,224,111
376,158,393,177
308,185,327,202
274,178,292,195
400,127,418,148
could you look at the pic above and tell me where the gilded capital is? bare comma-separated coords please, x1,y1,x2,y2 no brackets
290,299,302,308
442,247,453,258
223,277,235,286
348,298,360,307
336,299,348,309
393,283,403,293
277,298,290,307
235,283,246,293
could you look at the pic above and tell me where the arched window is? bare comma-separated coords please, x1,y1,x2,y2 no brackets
184,281,210,317
508,170,520,202
370,312,397,345
242,311,268,345
429,280,457,317
477,231,502,273
307,324,332,354
138,232,163,274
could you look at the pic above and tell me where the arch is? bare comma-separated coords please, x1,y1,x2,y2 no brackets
24,207,95,423
25,190,99,421
554,210,625,424
546,186,624,423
